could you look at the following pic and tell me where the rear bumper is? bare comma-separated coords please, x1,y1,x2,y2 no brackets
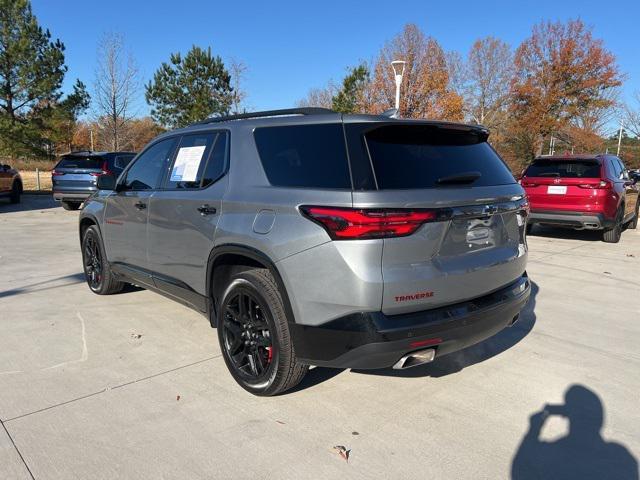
290,273,531,369
53,190,94,201
529,210,614,229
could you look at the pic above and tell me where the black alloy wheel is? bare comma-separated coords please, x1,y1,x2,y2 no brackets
83,230,103,291
222,290,275,383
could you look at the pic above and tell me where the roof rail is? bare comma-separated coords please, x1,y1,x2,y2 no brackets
191,107,336,126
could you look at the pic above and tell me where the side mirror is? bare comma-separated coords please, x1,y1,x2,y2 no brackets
96,174,116,190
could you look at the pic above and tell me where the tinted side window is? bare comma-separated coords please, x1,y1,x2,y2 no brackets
202,132,228,188
166,133,217,189
111,154,135,174
363,125,515,189
124,139,177,190
254,124,351,188
615,158,628,180
608,158,622,180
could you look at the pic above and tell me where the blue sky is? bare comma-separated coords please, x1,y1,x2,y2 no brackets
32,0,639,133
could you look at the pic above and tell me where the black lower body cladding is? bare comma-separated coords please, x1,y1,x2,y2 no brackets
290,273,531,369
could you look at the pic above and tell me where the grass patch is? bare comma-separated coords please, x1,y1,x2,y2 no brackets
20,171,52,192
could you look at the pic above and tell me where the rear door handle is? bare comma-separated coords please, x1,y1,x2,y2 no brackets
134,202,147,210
197,204,217,215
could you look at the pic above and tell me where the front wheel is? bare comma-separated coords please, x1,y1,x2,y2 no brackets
217,269,308,396
603,208,623,243
81,225,124,294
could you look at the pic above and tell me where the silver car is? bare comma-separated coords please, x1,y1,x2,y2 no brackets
79,108,531,395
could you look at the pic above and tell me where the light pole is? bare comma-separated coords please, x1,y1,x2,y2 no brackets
616,119,624,156
391,60,406,113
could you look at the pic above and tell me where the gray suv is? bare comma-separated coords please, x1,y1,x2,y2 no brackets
79,108,531,395
53,151,136,210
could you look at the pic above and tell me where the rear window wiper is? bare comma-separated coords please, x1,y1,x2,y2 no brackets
436,171,481,185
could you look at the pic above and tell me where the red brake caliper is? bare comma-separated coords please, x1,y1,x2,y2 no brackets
266,346,273,364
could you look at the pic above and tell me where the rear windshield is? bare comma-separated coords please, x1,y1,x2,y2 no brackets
363,125,515,189
254,124,351,189
525,159,601,178
56,156,104,169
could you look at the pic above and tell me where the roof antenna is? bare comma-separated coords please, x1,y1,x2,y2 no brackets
381,108,398,118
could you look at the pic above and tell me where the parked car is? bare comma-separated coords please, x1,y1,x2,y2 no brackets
0,163,22,204
79,108,531,396
521,154,639,243
630,169,640,183
52,151,136,210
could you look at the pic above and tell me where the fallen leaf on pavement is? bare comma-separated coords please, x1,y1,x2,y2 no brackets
130,333,143,339
176,395,181,401
333,445,350,463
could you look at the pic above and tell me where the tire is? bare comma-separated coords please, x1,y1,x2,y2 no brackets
526,223,534,235
81,225,124,295
62,201,81,211
9,181,21,204
627,202,639,230
603,207,623,243
217,268,308,396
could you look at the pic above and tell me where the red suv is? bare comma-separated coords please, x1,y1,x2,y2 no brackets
521,154,639,243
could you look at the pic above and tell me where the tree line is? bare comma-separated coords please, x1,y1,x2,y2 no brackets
1,0,639,171
0,0,244,159
299,23,640,170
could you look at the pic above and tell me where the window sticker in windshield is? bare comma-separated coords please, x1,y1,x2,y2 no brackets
170,146,206,182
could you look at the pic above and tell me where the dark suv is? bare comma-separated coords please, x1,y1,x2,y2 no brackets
52,151,136,210
79,108,531,396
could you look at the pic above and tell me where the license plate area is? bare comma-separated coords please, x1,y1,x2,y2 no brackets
547,185,567,195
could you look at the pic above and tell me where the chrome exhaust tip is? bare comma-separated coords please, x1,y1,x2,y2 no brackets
392,348,436,370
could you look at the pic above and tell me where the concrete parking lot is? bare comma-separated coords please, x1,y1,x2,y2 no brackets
1,195,639,479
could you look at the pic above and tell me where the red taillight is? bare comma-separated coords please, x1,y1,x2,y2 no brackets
300,206,437,239
51,170,64,176
90,160,112,177
578,180,611,189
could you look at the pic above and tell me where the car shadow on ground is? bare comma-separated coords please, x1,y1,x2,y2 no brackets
0,194,59,213
528,224,607,242
511,384,638,480
0,273,144,300
0,272,87,300
293,280,539,391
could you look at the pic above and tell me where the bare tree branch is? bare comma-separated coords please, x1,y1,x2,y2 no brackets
92,32,139,150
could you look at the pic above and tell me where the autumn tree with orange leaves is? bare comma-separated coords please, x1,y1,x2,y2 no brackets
363,24,462,120
509,19,622,162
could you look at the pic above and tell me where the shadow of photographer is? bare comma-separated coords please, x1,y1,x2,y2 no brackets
512,384,638,480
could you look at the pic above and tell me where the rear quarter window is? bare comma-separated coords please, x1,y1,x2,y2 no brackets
111,155,135,173
254,124,351,189
361,124,515,189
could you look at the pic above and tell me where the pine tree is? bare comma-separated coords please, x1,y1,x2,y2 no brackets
331,64,369,114
145,46,233,128
0,0,67,156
